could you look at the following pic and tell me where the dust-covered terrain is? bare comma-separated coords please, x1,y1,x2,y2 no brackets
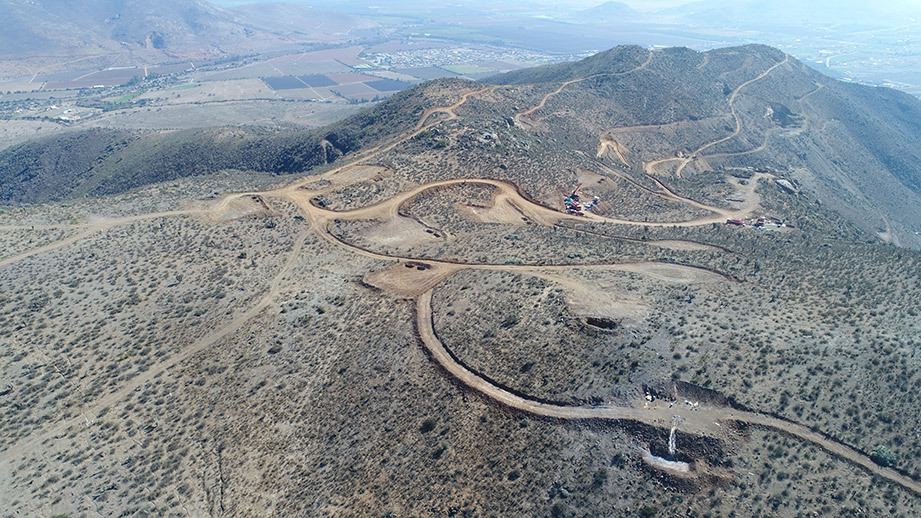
2,45,921,517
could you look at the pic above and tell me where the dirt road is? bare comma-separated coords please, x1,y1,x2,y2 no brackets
514,50,653,129
290,175,764,233
415,289,921,495
282,85,495,195
3,67,918,499
642,56,790,177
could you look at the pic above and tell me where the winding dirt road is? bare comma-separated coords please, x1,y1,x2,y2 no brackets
283,85,497,194
294,175,765,232
514,50,653,129
282,167,921,493
415,290,921,495
2,65,918,498
642,56,790,177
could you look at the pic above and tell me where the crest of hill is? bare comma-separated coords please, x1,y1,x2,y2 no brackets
493,44,921,247
483,45,651,85
485,44,784,86
0,81,453,204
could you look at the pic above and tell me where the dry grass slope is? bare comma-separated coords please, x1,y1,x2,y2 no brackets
1,45,921,518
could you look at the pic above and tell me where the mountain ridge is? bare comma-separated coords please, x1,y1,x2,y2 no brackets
3,43,921,247
0,0,375,66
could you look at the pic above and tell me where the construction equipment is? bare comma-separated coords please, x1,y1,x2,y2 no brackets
584,196,600,212
563,183,600,215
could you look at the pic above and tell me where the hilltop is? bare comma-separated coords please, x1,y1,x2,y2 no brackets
6,44,921,246
577,1,645,23
487,43,921,247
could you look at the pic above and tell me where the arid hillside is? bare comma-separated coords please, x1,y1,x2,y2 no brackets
7,44,921,247
486,44,921,248
1,45,921,517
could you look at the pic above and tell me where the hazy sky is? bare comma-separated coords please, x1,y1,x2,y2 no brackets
210,0,921,17
211,0,698,10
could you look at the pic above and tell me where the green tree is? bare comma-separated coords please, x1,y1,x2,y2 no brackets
870,445,898,467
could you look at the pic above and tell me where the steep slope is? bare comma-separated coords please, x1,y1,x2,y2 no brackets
486,44,921,247
0,82,451,203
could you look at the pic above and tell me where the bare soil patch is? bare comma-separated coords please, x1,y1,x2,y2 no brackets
365,260,461,296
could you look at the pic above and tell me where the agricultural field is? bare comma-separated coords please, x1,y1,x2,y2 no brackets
0,38,571,143
82,101,361,131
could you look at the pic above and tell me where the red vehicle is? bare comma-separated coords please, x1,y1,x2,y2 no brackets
564,183,585,215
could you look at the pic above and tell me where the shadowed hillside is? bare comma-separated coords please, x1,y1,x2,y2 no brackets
0,82,452,203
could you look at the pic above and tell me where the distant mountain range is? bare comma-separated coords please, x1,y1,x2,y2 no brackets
664,0,917,27
578,2,645,23
0,0,376,64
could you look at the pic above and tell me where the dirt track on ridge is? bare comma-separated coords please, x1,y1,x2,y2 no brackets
643,56,790,177
289,175,766,231
514,50,654,129
2,67,919,497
